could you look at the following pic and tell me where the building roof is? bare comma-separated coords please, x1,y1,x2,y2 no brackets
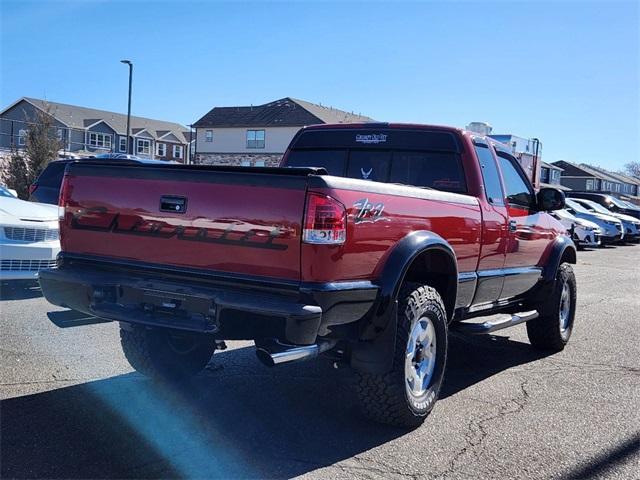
576,163,627,184
585,166,640,186
5,97,190,143
541,161,563,171
552,160,640,187
552,161,613,180
193,97,375,128
540,182,571,191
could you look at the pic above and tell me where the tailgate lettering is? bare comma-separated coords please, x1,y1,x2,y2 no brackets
70,207,290,250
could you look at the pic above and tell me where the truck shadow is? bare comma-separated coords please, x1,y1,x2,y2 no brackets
1,334,551,479
0,280,43,300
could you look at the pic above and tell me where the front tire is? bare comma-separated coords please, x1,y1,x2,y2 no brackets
527,263,577,351
355,284,448,428
120,325,215,379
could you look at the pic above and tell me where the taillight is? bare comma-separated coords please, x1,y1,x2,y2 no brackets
28,184,37,195
302,193,346,245
58,174,71,220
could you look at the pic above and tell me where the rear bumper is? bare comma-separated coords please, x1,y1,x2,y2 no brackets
39,255,378,345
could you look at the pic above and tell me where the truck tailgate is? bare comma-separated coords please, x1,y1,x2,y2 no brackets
60,163,309,280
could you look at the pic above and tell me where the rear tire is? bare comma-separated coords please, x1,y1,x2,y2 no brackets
120,325,215,379
355,283,448,428
527,263,576,351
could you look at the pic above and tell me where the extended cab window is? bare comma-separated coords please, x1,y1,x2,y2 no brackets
496,153,533,208
474,145,504,205
390,152,466,192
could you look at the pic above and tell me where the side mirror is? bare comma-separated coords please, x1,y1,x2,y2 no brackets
537,187,565,211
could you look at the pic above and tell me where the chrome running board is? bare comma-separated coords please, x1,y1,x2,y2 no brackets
453,310,539,335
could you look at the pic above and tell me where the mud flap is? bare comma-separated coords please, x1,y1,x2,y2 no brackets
350,301,398,374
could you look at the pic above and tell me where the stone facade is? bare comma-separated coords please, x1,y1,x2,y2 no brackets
195,153,282,167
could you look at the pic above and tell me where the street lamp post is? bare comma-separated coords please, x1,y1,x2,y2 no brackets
120,60,133,154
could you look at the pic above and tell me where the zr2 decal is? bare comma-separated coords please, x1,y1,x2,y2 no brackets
353,198,387,224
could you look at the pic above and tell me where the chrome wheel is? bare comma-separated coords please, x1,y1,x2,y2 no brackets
405,316,437,397
559,281,571,338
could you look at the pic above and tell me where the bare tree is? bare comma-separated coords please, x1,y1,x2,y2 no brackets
1,149,30,199
624,161,640,178
1,103,61,199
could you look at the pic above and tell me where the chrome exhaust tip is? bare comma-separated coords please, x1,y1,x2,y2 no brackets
255,339,335,367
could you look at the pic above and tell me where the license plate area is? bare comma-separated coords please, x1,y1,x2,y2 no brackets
110,285,218,332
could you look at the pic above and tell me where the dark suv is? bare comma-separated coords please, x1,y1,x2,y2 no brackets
29,160,70,204
567,192,640,220
29,156,172,205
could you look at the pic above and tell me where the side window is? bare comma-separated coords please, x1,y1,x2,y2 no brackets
496,153,534,208
347,151,391,182
474,145,504,205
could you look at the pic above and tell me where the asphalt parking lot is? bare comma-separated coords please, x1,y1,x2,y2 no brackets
1,244,639,480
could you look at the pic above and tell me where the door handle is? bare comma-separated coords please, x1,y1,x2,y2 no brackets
160,195,187,213
509,220,517,232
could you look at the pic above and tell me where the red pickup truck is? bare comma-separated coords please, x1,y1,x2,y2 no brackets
40,123,577,427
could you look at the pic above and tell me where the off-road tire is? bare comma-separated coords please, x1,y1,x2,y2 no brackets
355,283,448,428
527,263,576,351
120,325,215,379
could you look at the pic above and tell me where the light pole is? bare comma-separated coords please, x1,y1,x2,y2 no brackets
120,60,133,154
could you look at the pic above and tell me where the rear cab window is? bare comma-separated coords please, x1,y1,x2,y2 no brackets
283,128,467,194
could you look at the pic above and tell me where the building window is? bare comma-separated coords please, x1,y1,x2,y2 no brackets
119,137,127,152
254,160,265,167
585,179,594,191
136,138,151,155
246,130,265,149
56,129,64,141
156,143,166,157
18,129,26,146
173,144,183,159
205,130,213,142
88,132,112,149
540,167,550,183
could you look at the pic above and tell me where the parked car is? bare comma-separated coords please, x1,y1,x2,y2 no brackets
93,153,144,160
567,192,640,219
29,157,177,205
618,199,640,217
40,123,577,428
0,185,60,280
564,199,623,244
569,198,640,243
551,208,601,249
0,185,18,197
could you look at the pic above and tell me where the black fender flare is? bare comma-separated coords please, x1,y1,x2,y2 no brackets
351,231,458,374
542,235,577,283
528,235,577,307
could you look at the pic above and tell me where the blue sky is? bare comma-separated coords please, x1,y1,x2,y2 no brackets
1,0,638,170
